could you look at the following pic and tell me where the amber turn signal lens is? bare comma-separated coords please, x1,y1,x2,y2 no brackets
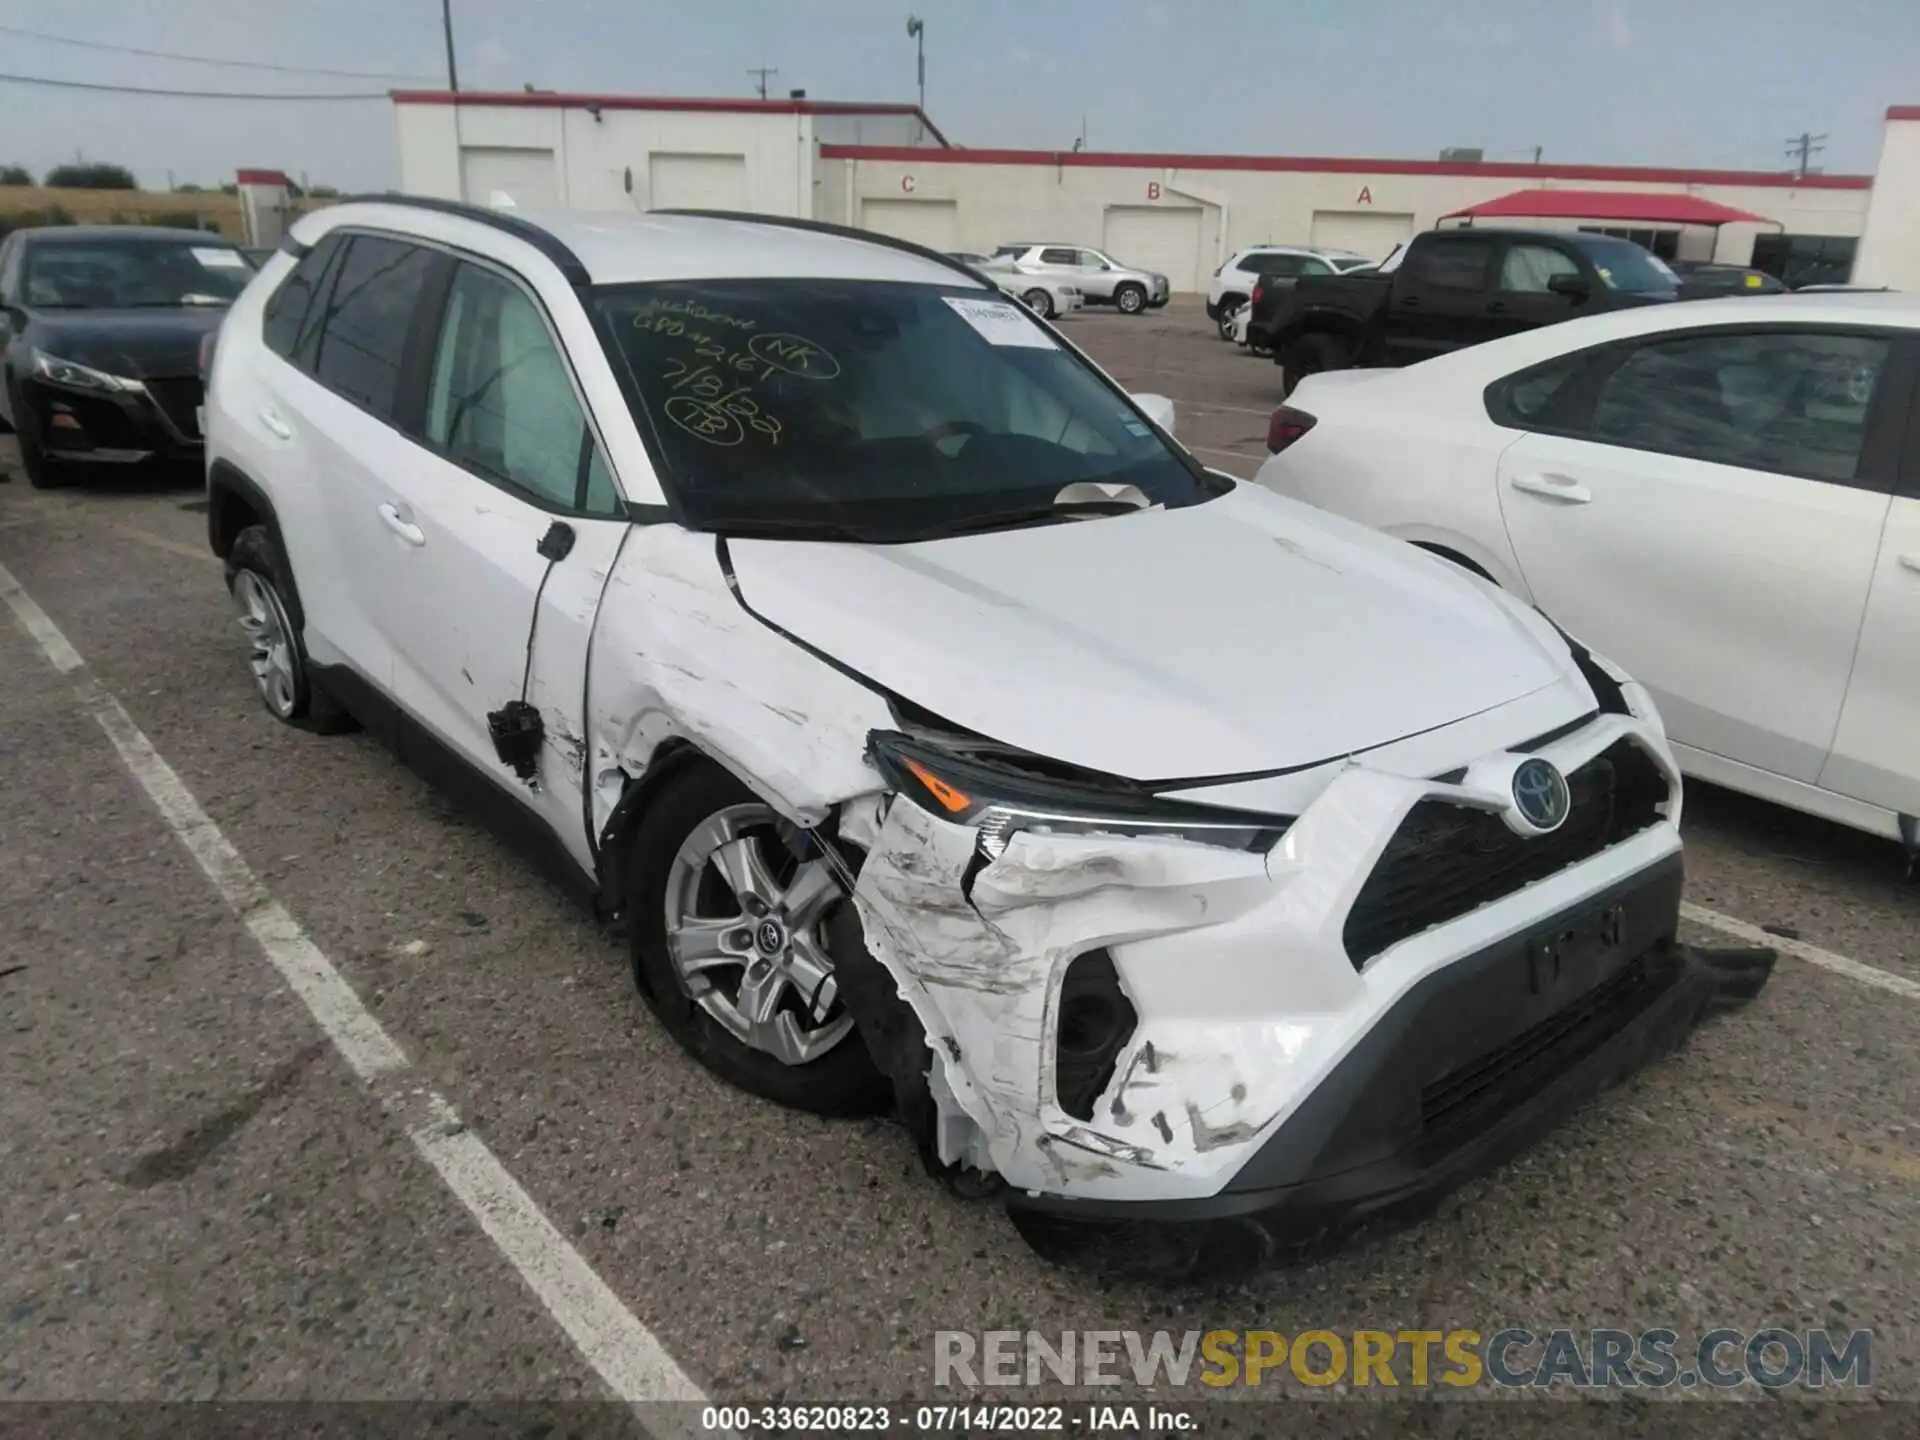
904,757,973,814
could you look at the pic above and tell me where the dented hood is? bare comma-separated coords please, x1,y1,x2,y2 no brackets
724,484,1573,782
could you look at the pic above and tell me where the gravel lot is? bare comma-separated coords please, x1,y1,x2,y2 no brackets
1,298,1916,1427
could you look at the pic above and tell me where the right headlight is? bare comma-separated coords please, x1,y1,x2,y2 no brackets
868,730,1292,859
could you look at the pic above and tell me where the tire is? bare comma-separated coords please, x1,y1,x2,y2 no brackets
1280,333,1351,397
224,524,352,732
1021,287,1056,320
628,763,888,1118
9,381,69,489
1217,301,1245,341
1114,282,1147,314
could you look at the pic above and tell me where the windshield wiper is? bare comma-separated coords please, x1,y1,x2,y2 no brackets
918,482,1156,539
703,514,881,543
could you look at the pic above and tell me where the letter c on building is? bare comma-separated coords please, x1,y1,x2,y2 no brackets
902,174,916,193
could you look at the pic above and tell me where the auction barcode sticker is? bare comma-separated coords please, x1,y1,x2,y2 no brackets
943,295,1058,349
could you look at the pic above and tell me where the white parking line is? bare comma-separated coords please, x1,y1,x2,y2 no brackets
0,558,719,1428
1683,902,1920,1000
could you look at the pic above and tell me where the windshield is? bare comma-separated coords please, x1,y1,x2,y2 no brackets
23,239,253,309
593,278,1216,539
1568,236,1678,295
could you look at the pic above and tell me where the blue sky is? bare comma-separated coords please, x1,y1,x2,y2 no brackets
0,0,1914,190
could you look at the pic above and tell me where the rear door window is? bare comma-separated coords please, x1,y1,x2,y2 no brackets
262,233,345,366
1409,238,1494,291
1587,330,1893,484
311,235,437,421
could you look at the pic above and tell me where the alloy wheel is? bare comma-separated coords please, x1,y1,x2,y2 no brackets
232,569,299,718
662,803,855,1066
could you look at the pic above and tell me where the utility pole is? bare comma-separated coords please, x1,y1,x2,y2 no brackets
906,15,925,111
1785,131,1827,179
747,66,779,100
441,0,460,93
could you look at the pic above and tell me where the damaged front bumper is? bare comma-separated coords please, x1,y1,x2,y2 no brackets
842,713,1774,1279
1004,859,1773,1280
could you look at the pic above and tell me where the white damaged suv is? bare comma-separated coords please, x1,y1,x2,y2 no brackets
202,199,1770,1280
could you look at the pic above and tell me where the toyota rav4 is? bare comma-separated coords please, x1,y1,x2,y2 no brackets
201,198,1769,1280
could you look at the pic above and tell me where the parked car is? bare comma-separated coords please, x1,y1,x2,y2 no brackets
1668,261,1787,299
1253,227,1680,394
987,268,1083,320
1257,293,1918,855
946,251,993,267
1206,245,1369,340
0,225,255,487
204,197,1767,1280
989,243,1169,313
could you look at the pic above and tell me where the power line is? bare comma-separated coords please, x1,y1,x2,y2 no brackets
0,71,390,101
0,21,436,81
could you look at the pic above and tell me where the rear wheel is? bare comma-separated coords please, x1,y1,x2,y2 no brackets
1021,287,1056,320
1216,299,1245,340
225,524,351,731
629,763,887,1117
1114,282,1147,314
1280,333,1351,396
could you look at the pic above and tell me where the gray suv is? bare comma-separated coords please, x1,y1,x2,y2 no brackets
989,243,1170,313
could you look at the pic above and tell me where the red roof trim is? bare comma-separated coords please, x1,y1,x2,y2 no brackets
1439,188,1773,225
1887,104,1920,121
235,168,291,185
817,143,1872,190
391,90,950,146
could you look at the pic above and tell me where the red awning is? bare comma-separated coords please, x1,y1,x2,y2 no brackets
1440,188,1773,226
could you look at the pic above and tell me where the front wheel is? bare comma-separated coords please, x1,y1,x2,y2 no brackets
1021,287,1056,320
1114,283,1147,314
629,764,887,1117
9,381,69,489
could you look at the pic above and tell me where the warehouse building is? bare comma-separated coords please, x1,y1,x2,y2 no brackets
385,92,1920,293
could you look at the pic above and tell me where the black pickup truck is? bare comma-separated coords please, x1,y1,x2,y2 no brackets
1250,227,1679,392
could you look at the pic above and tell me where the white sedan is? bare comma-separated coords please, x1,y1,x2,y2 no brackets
1257,293,1919,854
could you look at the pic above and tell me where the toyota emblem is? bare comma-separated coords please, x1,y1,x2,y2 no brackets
755,919,786,955
1511,758,1572,833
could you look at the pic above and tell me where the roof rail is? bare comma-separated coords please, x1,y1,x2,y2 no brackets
331,192,590,286
651,208,990,288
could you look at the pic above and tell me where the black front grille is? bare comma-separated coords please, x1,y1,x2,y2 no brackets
1343,739,1668,968
1420,951,1662,1134
142,376,203,437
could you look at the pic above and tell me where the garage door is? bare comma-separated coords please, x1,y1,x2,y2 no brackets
649,153,748,211
859,198,960,252
460,148,559,208
1308,210,1417,260
1102,206,1205,292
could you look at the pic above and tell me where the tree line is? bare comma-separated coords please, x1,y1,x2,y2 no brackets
0,162,337,195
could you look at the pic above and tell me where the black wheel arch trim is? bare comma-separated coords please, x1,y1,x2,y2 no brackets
206,460,309,631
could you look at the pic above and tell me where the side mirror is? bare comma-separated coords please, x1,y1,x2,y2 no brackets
1547,272,1592,299
1132,392,1176,436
